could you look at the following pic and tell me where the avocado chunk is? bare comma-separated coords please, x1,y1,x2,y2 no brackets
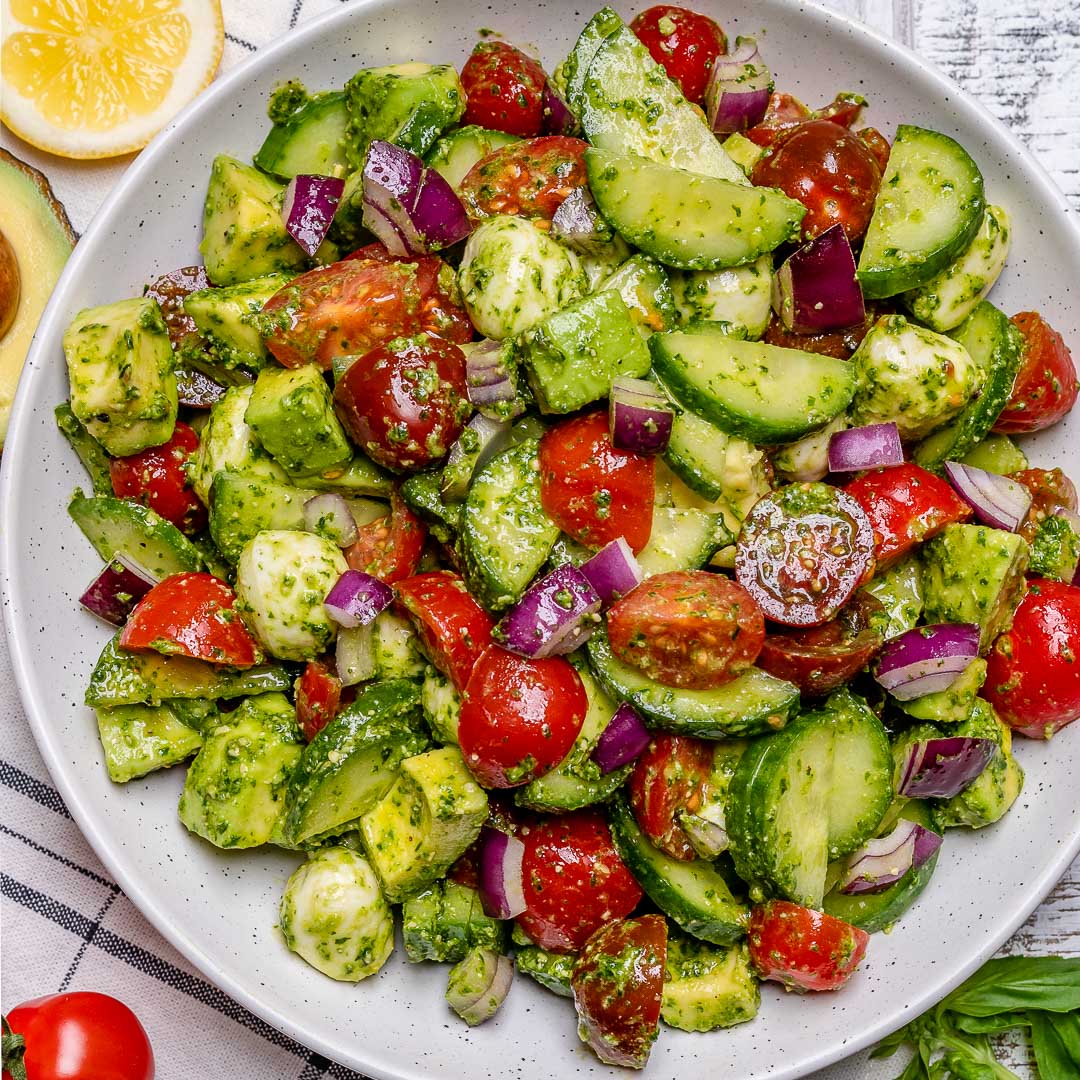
55,403,113,495
359,747,488,903
343,62,465,168
208,472,314,564
245,363,352,476
95,702,204,784
183,274,290,369
919,523,1030,650
199,155,308,286
1029,513,1080,583
661,934,759,1032
899,658,987,724
596,254,676,338
421,667,462,745
522,290,651,414
63,296,178,455
515,945,576,997
402,879,506,962
178,693,303,849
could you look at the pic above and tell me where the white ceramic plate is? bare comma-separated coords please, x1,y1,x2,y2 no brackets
3,1,1079,1076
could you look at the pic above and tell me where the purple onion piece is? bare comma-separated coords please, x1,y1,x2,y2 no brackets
580,538,643,607
79,553,158,627
411,166,472,251
477,826,527,919
282,174,345,257
678,807,729,859
442,413,514,501
324,569,394,629
303,492,359,547
609,377,674,456
361,139,426,256
336,623,376,686
827,422,904,473
495,564,601,658
772,224,865,334
705,36,773,134
465,340,518,409
593,702,652,774
542,82,577,135
550,187,611,254
709,87,772,135
943,461,1033,533
898,737,998,798
839,819,943,894
874,623,980,701
446,949,514,1026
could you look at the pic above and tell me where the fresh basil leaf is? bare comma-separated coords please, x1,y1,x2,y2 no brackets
1030,1012,1080,1080
873,1025,914,1059
942,957,1080,1017
1043,1012,1080,1066
952,1012,1031,1036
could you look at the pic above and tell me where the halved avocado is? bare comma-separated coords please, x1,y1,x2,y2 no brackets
0,148,76,447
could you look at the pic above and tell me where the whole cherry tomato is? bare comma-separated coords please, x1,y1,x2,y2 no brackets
752,119,883,241
629,5,727,106
109,421,206,535
4,992,154,1080
460,41,548,137
982,579,1080,739
333,333,471,473
517,809,643,951
747,901,869,992
295,658,342,741
993,312,1078,435
344,491,427,584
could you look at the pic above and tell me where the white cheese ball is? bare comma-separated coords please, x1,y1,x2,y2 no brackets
236,529,348,661
457,215,586,340
669,254,774,339
280,847,394,982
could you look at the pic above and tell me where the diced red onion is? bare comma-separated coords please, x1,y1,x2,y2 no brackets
705,36,773,134
898,736,998,798
542,83,576,135
593,702,651,773
550,187,610,255
303,492,359,547
446,948,514,1026
282,174,345,257
412,167,473,251
874,623,980,700
580,538,643,607
839,818,943,894
773,224,865,334
678,806,729,859
465,339,518,410
79,553,158,627
943,461,1033,533
442,413,514,501
336,623,376,686
477,826,527,919
495,564,601,658
827,423,904,473
324,569,393,628
609,377,674,456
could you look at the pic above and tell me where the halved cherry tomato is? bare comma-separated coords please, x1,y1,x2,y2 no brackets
629,5,727,106
144,265,209,350
517,808,643,951
857,127,891,173
763,306,876,360
538,411,655,552
993,312,1079,435
1013,467,1078,550
844,463,972,567
571,915,667,1069
983,579,1080,739
460,41,548,137
744,91,812,148
120,572,262,667
757,592,884,697
458,646,587,787
607,569,765,689
344,491,427,584
109,421,207,535
261,248,472,371
748,900,869,992
628,733,715,860
752,119,883,241
394,570,494,690
736,483,876,627
295,658,343,741
459,136,587,223
333,333,471,473
4,991,154,1080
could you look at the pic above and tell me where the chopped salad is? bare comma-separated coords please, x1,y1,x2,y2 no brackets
56,3,1080,1068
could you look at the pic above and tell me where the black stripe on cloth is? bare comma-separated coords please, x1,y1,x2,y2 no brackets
0,823,119,890
59,890,119,991
288,0,305,29
0,759,71,818
226,31,258,51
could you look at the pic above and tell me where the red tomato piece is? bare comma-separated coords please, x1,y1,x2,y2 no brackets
119,572,262,667
394,570,494,690
748,900,869,992
295,658,343,741
571,914,668,1069
458,646,587,788
814,93,866,129
857,127,891,173
607,569,765,690
344,491,427,584
109,421,207,535
744,91,812,147
538,411,655,553
993,312,1079,435
5,992,155,1080
517,809,643,952
458,136,588,223
752,119,883,241
628,733,715,860
983,579,1080,739
629,5,727,106
460,40,548,137
144,265,210,350
261,249,472,371
333,333,471,473
844,462,972,567
1013,467,1079,554
763,306,876,359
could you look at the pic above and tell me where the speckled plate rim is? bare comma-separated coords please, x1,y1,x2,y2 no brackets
3,1,1079,1076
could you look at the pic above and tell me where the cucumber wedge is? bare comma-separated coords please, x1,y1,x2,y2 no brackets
563,6,624,114
55,404,113,496
587,149,803,270
857,125,985,299
635,505,731,577
254,91,349,179
650,323,856,443
587,629,799,738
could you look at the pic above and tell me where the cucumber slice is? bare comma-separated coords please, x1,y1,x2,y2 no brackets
95,702,204,783
425,125,519,190
55,403,112,496
857,125,985,299
609,797,748,944
460,438,559,611
650,323,856,444
587,629,799,738
587,149,803,271
635,505,731,577
960,433,1028,475
253,91,349,179
563,6,624,113
665,408,737,502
